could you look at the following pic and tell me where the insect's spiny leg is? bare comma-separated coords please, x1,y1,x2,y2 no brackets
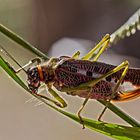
92,39,110,62
58,60,129,123
0,46,27,73
98,61,129,121
72,51,80,59
15,61,32,73
77,89,92,129
37,94,61,107
0,45,42,73
48,88,67,108
82,34,110,60
37,86,67,108
77,106,85,128
16,58,42,73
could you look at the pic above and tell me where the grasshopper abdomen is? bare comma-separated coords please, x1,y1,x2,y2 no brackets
54,59,140,100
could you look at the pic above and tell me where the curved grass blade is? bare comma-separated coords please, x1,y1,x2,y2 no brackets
0,24,49,60
110,8,140,45
98,100,140,127
1,55,140,140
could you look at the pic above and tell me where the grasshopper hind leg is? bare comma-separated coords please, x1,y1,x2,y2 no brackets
98,61,129,121
61,60,129,126
72,51,80,59
82,34,110,61
77,89,92,129
76,34,110,128
77,105,85,129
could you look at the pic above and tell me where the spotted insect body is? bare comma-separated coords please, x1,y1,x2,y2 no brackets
27,57,140,101
1,33,140,128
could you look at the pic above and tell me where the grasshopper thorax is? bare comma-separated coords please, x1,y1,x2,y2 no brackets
26,57,65,93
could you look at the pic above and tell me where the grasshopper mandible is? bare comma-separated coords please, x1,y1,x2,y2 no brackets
1,34,140,129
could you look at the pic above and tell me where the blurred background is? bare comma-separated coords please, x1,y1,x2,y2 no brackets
0,0,140,140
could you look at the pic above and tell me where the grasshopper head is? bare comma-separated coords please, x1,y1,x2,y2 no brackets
27,67,41,93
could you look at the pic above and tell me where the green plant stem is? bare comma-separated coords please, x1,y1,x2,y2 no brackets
0,24,49,60
99,100,140,127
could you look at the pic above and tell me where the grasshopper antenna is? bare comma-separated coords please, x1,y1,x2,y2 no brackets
0,45,27,74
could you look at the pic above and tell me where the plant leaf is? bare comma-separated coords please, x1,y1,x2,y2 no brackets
0,24,49,60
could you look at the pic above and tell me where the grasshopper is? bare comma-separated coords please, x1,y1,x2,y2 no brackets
1,34,140,128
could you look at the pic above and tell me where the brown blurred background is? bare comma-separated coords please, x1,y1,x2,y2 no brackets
0,0,140,140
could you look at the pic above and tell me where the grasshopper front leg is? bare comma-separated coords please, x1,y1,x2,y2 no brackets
98,61,129,121
47,88,67,108
36,83,67,108
77,88,92,129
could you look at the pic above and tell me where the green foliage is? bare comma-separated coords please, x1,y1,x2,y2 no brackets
0,24,49,60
